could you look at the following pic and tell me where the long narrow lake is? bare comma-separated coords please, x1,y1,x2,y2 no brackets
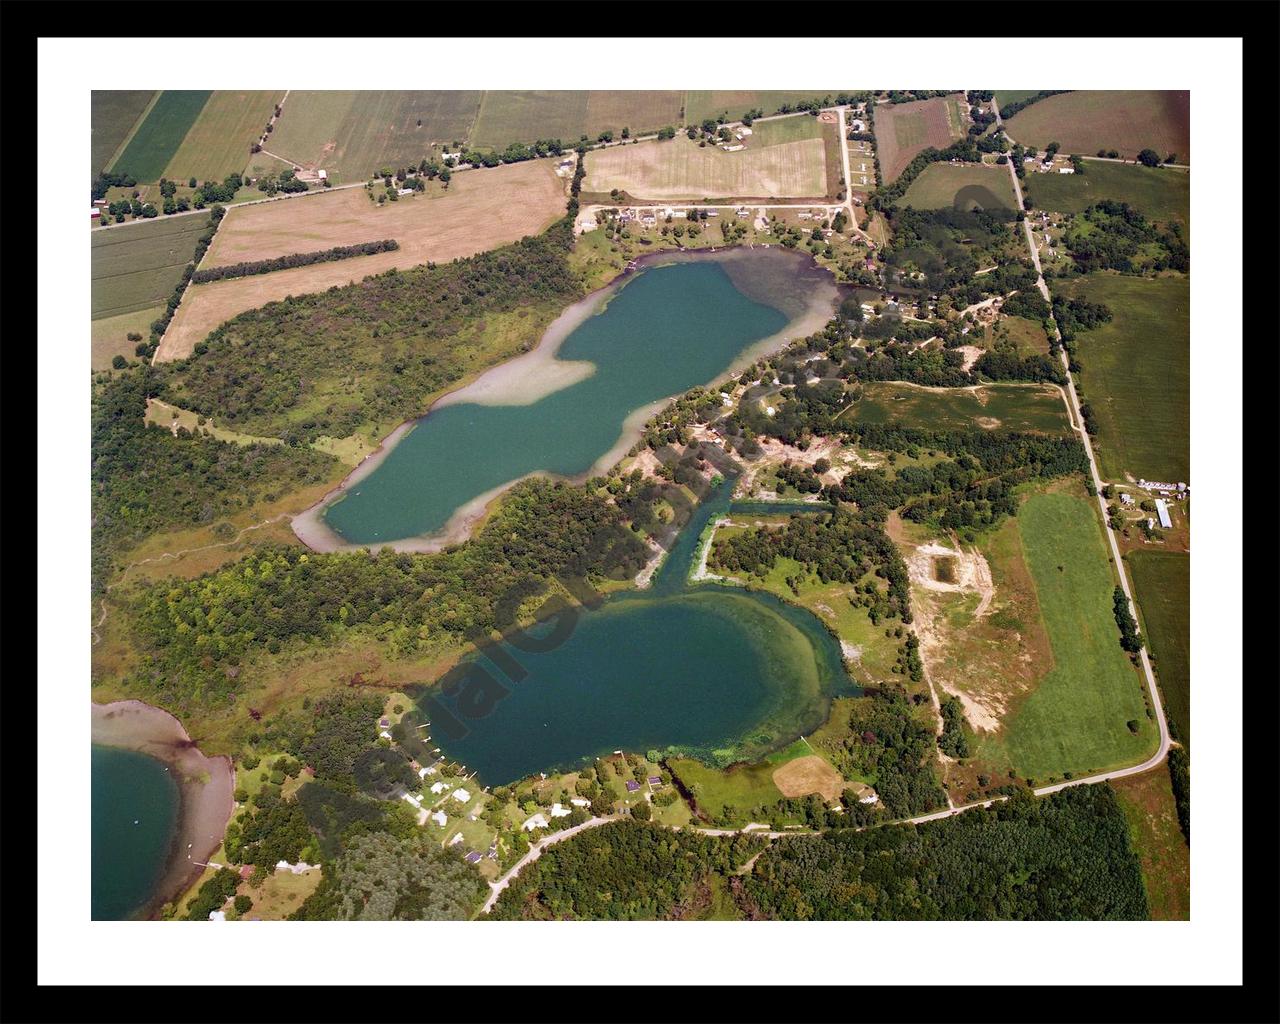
407,475,856,786
311,248,839,549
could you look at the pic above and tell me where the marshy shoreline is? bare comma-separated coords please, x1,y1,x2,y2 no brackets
92,701,235,920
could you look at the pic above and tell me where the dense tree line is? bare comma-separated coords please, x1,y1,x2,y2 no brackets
1113,587,1145,653
143,205,226,354
1167,747,1189,842
182,868,241,920
91,170,138,200
938,696,970,758
90,367,336,593
741,784,1147,919
163,223,583,441
190,240,400,284
489,820,762,920
972,347,1066,384
995,90,1071,119
122,478,650,715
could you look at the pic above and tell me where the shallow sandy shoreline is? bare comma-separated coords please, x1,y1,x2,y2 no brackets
92,701,235,919
292,246,841,555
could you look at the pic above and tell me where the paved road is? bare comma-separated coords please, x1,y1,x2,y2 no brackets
1001,141,1173,790
480,815,618,914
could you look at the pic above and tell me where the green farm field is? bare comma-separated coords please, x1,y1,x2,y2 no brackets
91,306,165,370
993,91,1041,109
1004,90,1190,163
900,162,1016,210
91,212,211,320
91,91,156,177
1023,160,1189,229
1057,274,1189,483
582,130,828,201
108,90,211,182
163,90,284,182
471,91,685,150
974,493,1157,781
840,382,1072,434
684,91,842,124
261,91,484,182
1127,550,1190,747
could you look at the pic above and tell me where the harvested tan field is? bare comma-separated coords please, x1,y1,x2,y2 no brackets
772,754,845,802
157,160,566,361
876,95,962,183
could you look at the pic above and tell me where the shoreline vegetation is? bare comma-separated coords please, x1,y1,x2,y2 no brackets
292,247,840,555
92,700,235,919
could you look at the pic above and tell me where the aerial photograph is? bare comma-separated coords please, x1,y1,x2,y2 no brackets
88,85,1192,925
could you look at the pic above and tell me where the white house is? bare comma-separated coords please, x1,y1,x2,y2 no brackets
418,766,435,778
449,832,464,846
737,125,753,137
379,730,392,740
451,788,471,803
430,781,448,795
431,810,447,827
550,803,571,818
523,813,549,831
208,910,226,921
402,793,422,807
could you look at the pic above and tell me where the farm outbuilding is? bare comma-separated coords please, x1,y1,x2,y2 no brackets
1155,499,1173,529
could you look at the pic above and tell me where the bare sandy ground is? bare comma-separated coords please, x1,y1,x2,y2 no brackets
92,701,235,918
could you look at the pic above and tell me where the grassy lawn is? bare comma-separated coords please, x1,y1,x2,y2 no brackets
1110,768,1190,920
1024,160,1189,230
1126,550,1190,746
991,315,1054,357
91,211,212,319
667,756,783,821
109,90,212,182
974,493,1157,782
238,867,321,920
839,381,1072,434
92,90,156,176
993,91,1042,109
1004,90,1190,163
900,163,1017,210
1057,274,1189,483
91,305,164,371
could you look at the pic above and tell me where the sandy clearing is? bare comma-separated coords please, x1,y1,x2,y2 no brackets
772,754,845,802
956,344,984,372
906,540,995,616
156,160,568,362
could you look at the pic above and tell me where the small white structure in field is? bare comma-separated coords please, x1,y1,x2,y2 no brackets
451,788,471,803
523,813,549,831
570,797,591,808
402,793,422,808
317,169,327,180
1120,493,1135,506
449,832,464,846
397,188,414,196
737,125,753,136
721,143,745,152
209,910,226,922
379,730,392,740
276,860,318,875
579,218,597,232
1058,167,1075,174
765,406,776,417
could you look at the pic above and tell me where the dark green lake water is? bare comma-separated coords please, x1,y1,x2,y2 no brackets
417,476,854,786
91,745,179,920
323,251,828,546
